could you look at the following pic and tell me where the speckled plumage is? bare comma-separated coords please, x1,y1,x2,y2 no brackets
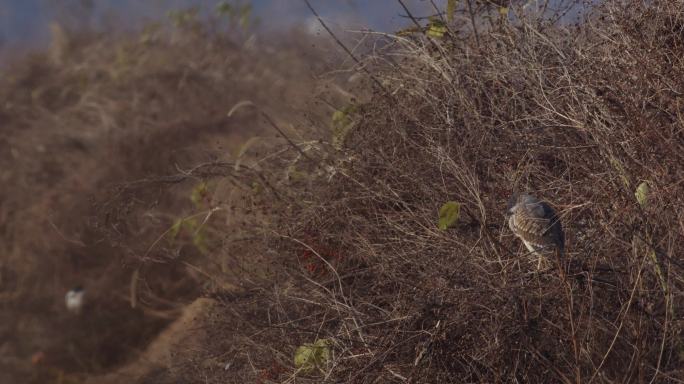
506,193,564,269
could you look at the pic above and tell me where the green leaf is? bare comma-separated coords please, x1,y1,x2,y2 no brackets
193,230,208,254
294,339,331,373
251,181,263,194
635,181,649,207
609,157,630,189
396,26,423,36
239,5,252,29
426,19,447,38
447,0,457,22
169,218,208,252
169,218,183,238
185,218,199,231
331,104,357,149
438,201,461,230
216,1,232,15
190,182,209,208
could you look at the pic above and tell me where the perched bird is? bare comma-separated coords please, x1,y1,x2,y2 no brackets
506,193,564,270
65,286,85,314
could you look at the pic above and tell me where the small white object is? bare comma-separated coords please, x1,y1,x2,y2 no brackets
65,286,85,314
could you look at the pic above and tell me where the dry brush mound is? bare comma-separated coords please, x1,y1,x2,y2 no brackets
5,1,684,383
219,1,684,382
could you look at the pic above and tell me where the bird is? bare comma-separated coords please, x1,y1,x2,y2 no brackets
505,193,564,270
65,286,85,314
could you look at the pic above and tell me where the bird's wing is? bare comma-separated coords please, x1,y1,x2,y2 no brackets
510,210,550,249
539,202,564,251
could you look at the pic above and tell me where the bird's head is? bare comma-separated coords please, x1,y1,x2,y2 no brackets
505,193,521,217
506,193,542,217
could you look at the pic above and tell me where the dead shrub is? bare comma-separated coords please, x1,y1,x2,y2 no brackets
226,1,684,382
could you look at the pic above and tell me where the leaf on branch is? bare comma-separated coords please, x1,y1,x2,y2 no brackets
331,104,357,149
426,19,448,38
438,201,461,230
170,218,184,238
190,182,209,208
216,1,232,15
294,339,331,373
635,181,649,207
396,26,423,36
447,0,457,22
193,230,208,254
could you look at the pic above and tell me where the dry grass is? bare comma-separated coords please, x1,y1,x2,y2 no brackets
4,1,684,383
207,1,684,382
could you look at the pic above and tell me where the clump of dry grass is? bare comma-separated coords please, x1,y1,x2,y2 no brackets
220,1,684,382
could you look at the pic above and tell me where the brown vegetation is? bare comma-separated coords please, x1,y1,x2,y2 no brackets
219,1,684,382
0,18,327,383
3,0,684,383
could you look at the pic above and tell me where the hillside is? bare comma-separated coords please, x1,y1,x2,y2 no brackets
0,18,335,382
3,1,684,383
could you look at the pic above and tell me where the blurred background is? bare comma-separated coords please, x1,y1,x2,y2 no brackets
0,0,446,53
1,1,444,382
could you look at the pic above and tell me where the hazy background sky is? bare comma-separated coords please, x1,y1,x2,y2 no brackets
0,0,447,50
